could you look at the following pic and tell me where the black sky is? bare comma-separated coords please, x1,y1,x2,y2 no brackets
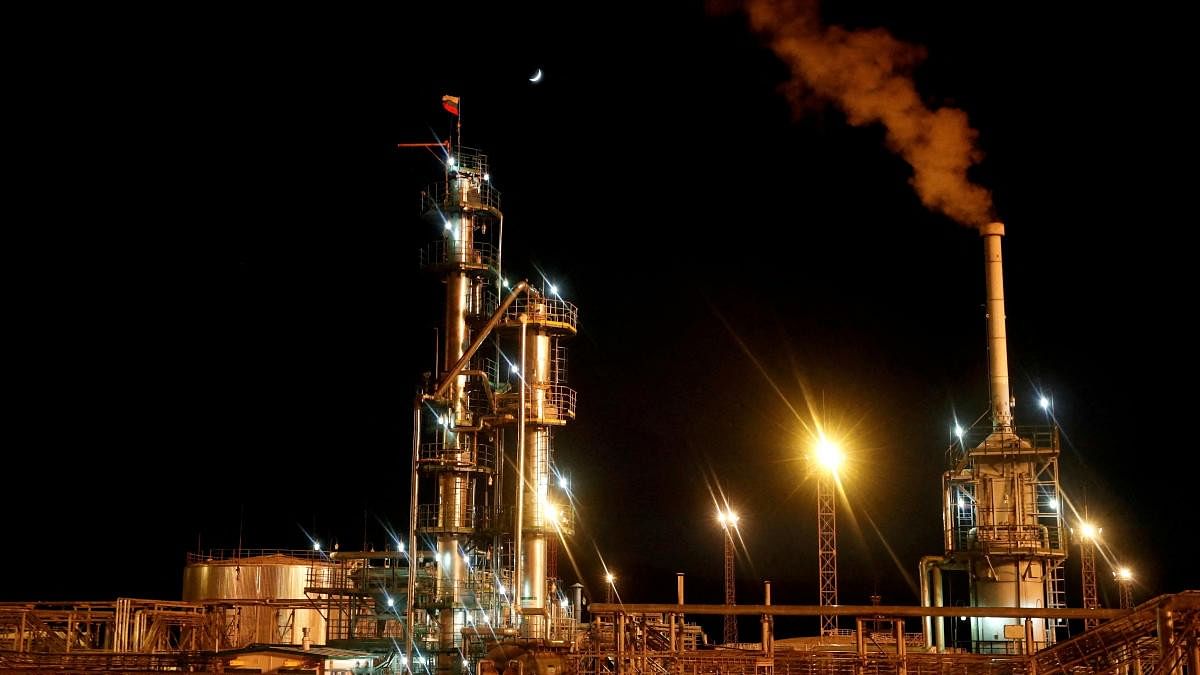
7,1,1196,630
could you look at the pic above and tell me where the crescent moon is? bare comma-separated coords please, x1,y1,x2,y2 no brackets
529,69,543,83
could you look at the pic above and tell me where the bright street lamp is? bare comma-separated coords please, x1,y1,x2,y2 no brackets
813,434,842,636
1077,521,1102,630
716,508,739,645
1115,567,1134,609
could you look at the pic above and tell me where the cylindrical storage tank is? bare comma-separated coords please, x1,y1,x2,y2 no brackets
184,553,335,646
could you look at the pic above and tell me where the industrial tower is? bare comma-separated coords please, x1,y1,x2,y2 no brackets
407,138,578,675
925,223,1068,654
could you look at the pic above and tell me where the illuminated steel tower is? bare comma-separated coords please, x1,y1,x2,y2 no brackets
1078,521,1100,631
411,145,504,675
938,223,1068,653
499,284,577,639
817,473,838,636
407,134,578,670
815,437,842,637
717,510,739,645
1115,568,1134,610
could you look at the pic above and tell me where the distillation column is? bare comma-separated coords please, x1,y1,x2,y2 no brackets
505,290,577,640
416,148,502,675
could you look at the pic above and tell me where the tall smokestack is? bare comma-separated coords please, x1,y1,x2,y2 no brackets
981,222,1012,431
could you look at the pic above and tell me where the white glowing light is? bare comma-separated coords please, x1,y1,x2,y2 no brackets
397,540,405,553
561,597,570,608
498,584,507,595
1117,567,1133,581
387,596,394,607
483,172,490,181
1047,498,1058,512
815,437,844,471
502,279,511,289
442,552,451,567
957,497,965,509
313,542,321,551
954,424,964,438
605,573,615,584
447,157,456,167
510,363,520,375
550,284,559,296
559,476,569,490
529,69,543,83
444,220,452,231
717,510,739,527
1080,522,1099,540
1040,396,1050,409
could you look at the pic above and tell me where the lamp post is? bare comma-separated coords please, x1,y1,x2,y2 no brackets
1078,521,1101,631
717,509,740,645
815,436,843,637
1115,567,1134,610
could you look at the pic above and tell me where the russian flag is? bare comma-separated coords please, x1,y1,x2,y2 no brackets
442,95,460,116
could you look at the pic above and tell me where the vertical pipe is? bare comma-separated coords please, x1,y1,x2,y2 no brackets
855,617,865,659
895,619,907,675
406,402,421,674
676,573,685,655
762,580,773,657
980,222,1013,432
932,565,945,652
572,584,584,624
1157,607,1178,675
1024,617,1035,656
513,316,527,628
616,613,626,675
919,559,931,649
669,612,676,652
1187,632,1199,675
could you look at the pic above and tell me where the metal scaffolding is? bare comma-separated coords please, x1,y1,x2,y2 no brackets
818,472,838,636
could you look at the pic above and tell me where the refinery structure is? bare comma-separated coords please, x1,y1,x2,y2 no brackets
2,114,1198,675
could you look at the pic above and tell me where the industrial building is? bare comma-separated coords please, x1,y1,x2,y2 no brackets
2,119,1197,675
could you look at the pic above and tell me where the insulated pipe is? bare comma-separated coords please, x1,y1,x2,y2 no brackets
919,556,945,649
763,580,773,657
405,403,421,675
513,315,527,627
586,603,1128,619
981,222,1013,432
571,583,584,623
431,281,530,402
932,565,945,652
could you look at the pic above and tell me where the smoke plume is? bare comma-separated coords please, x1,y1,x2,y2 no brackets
742,0,993,227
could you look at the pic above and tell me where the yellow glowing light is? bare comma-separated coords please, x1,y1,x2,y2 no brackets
716,509,740,527
1116,567,1133,581
605,573,615,584
1080,522,1100,540
815,437,844,471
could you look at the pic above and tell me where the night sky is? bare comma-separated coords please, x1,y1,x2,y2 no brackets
7,1,1196,637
